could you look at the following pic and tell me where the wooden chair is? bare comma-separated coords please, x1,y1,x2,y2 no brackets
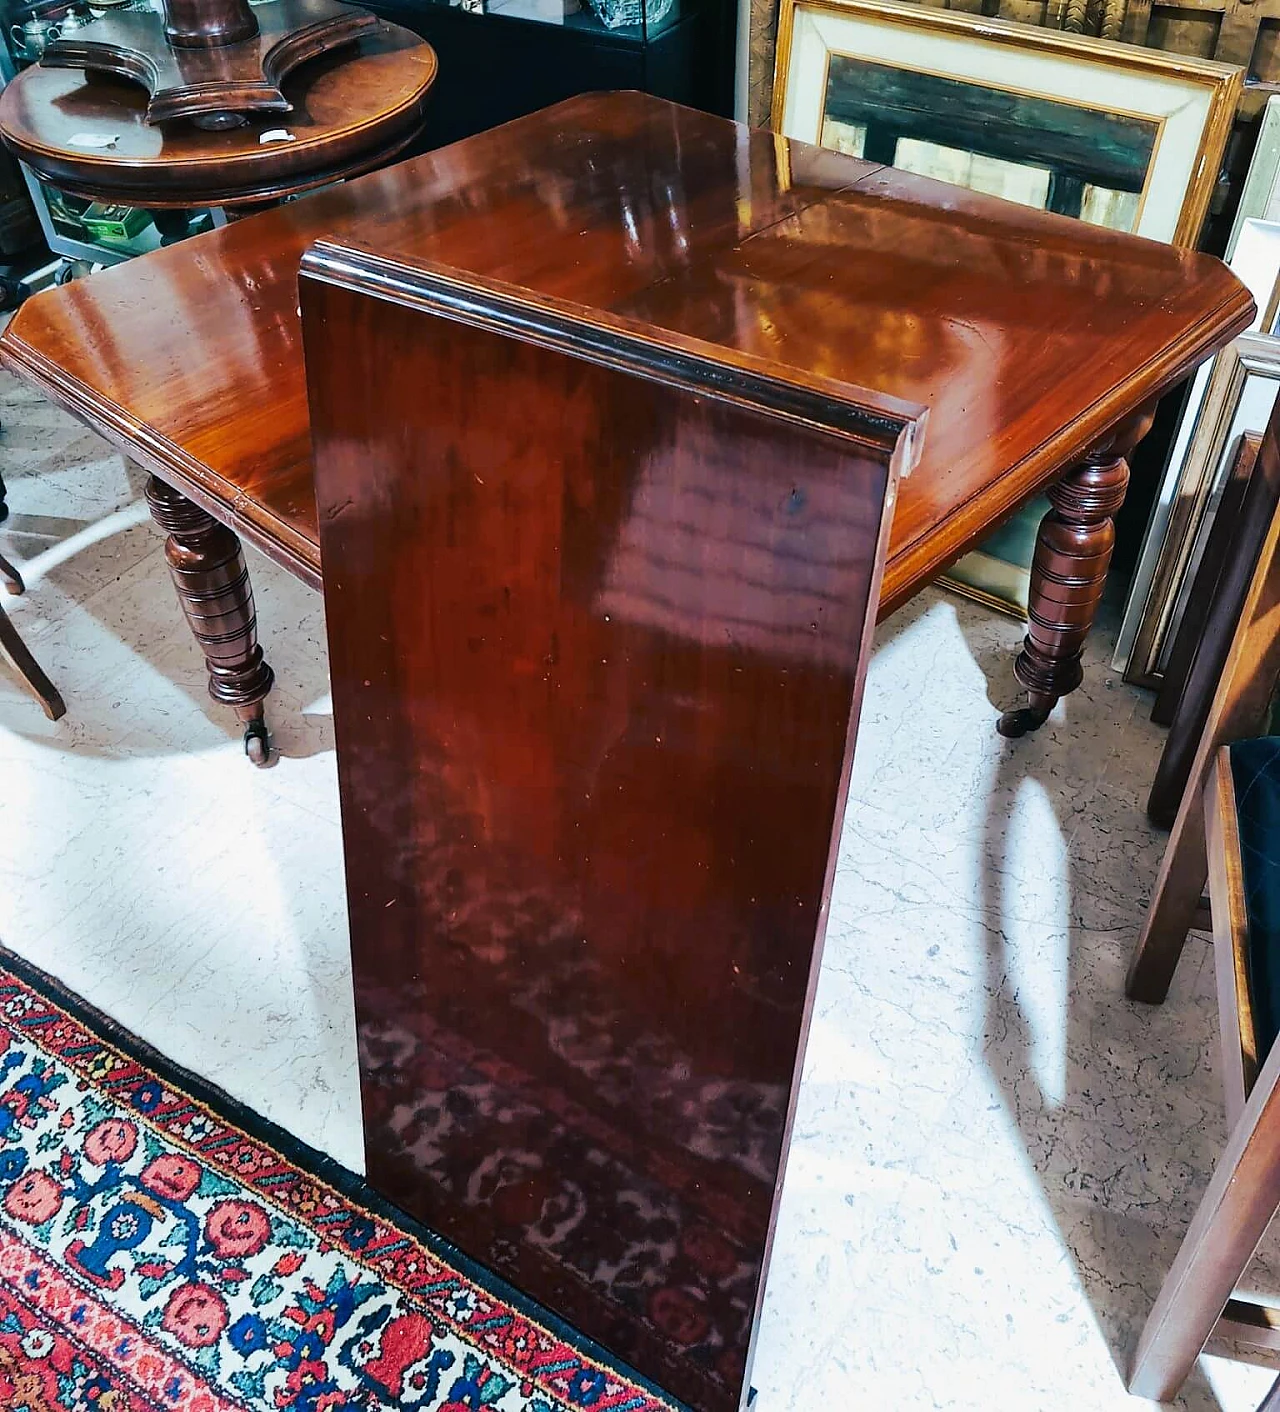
1126,409,1280,1400
0,461,64,720
1128,411,1280,1006
0,542,63,721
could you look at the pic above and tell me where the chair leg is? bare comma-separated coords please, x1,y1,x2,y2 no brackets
1206,749,1258,1128
0,600,63,720
1129,1034,1280,1400
0,546,22,596
0,465,7,525
1128,420,1280,1003
1258,1374,1280,1412
1126,776,1209,1003
144,476,275,766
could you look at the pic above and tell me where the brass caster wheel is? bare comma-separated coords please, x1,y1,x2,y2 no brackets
243,717,271,767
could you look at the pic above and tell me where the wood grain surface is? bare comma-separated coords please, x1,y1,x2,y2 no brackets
0,21,437,205
302,258,902,1412
0,92,1253,610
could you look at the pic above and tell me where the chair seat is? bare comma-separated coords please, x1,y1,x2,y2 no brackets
1229,737,1280,1059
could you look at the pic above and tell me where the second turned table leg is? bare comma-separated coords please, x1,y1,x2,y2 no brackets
145,475,275,765
998,406,1156,738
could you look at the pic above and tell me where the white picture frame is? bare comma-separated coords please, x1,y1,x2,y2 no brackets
1227,95,1280,261
774,0,1240,247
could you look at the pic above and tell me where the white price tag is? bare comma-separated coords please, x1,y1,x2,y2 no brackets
259,129,296,144
67,132,119,149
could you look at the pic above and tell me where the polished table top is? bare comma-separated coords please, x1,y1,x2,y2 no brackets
1,91,1253,613
0,22,437,207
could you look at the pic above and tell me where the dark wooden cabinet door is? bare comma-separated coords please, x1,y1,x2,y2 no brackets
302,264,902,1411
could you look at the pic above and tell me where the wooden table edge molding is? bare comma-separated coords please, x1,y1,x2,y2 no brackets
2,277,1252,614
304,237,932,469
0,336,323,589
878,288,1256,618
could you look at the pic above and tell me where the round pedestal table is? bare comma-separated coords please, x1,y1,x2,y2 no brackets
0,23,436,208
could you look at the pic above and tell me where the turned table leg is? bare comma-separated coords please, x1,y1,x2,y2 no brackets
145,476,275,765
998,407,1155,739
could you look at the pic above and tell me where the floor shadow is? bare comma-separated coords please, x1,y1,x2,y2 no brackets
2,375,1263,1403
945,595,1255,1411
0,467,332,764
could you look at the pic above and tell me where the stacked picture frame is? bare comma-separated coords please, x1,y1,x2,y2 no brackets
1117,95,1280,686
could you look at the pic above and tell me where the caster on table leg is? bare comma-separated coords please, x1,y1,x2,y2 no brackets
997,704,1052,738
145,476,275,769
240,709,271,768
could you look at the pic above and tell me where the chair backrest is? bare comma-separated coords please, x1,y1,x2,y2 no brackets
1127,409,1280,1003
1207,744,1261,1126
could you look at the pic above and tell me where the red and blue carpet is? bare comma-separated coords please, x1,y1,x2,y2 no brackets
0,949,683,1412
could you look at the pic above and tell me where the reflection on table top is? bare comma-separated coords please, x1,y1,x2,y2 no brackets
0,91,1253,611
0,22,438,207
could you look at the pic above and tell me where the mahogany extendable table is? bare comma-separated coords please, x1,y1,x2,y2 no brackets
0,94,1253,757
0,91,1255,1411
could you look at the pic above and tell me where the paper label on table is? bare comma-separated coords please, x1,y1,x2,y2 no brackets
259,129,296,144
67,132,119,149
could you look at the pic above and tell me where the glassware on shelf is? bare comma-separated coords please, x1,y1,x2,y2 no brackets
584,0,673,27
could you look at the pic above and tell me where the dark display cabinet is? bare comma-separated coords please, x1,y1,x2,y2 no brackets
367,0,737,149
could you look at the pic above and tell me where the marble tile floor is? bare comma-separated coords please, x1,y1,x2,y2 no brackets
0,365,1276,1410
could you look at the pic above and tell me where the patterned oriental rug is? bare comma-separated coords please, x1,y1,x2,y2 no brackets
0,949,686,1412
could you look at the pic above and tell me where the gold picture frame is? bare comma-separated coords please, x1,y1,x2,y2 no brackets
771,0,1242,615
773,0,1238,248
